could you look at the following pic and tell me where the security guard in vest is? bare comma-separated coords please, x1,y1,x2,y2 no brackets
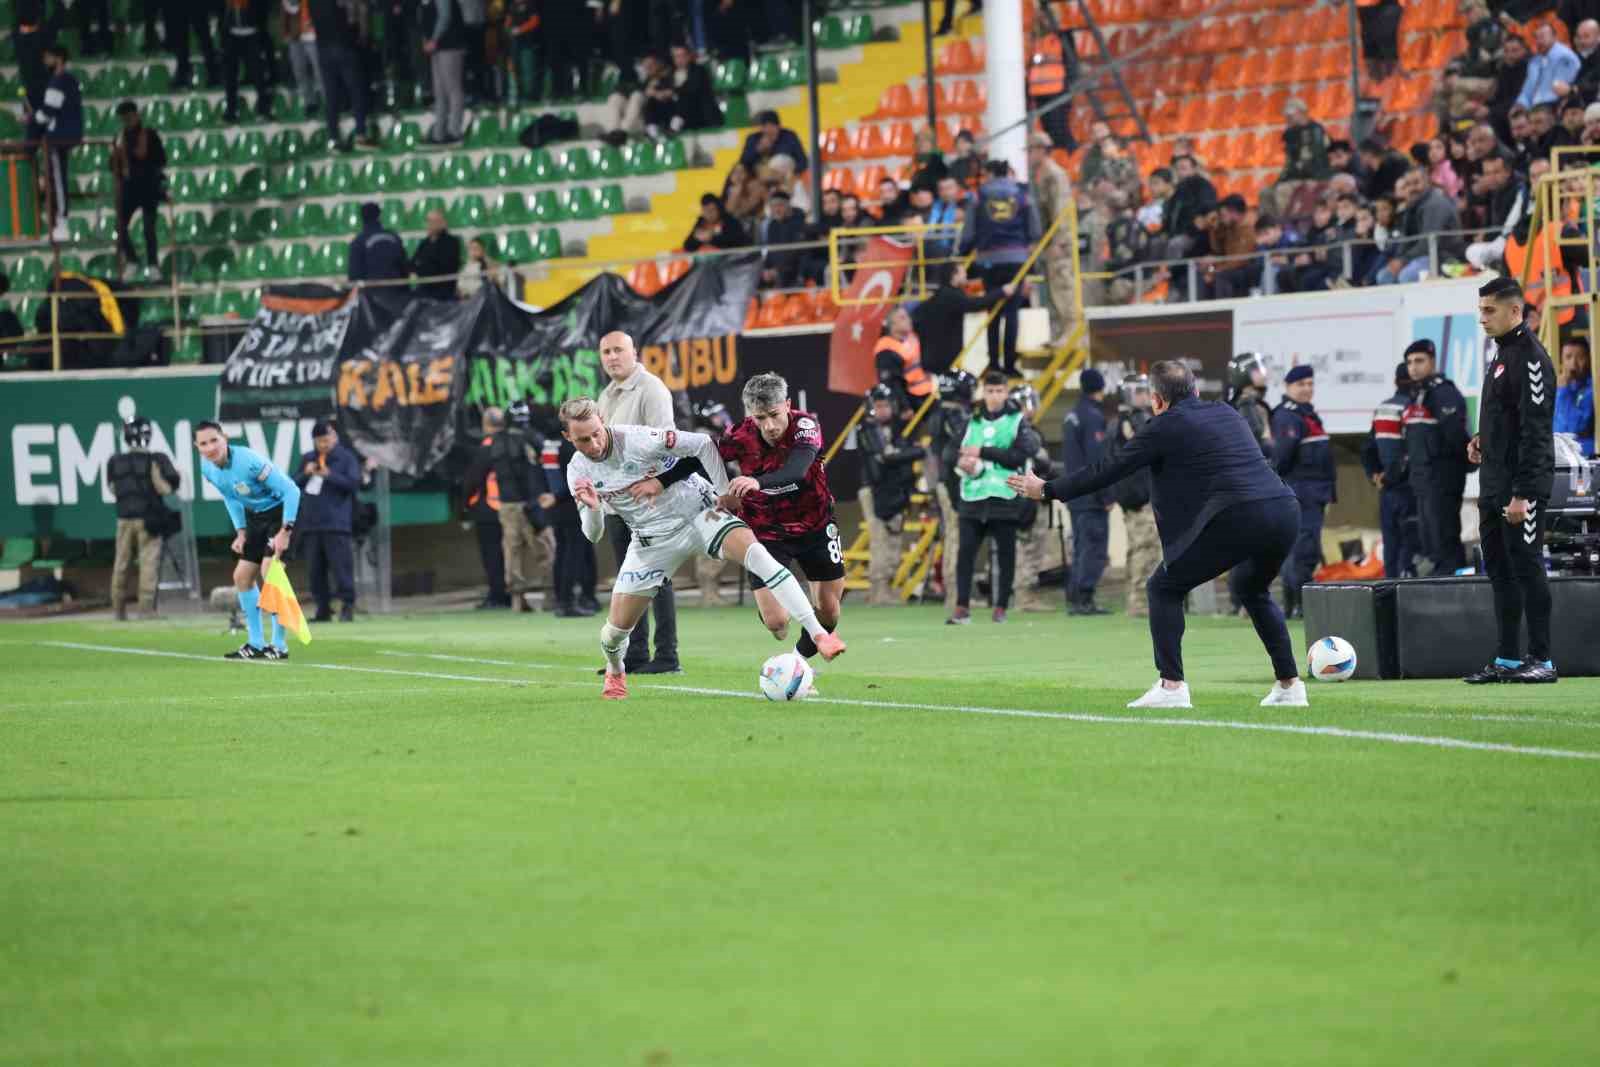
873,305,933,414
1227,352,1275,458
1465,277,1558,684
1271,364,1336,618
1400,338,1471,576
1361,361,1419,578
106,415,181,620
945,369,1043,624
466,404,552,612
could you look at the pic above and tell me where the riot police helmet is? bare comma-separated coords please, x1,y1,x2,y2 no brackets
123,416,152,449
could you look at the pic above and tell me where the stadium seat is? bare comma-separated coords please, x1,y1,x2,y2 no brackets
849,124,887,158
749,54,787,91
330,201,363,234
562,187,599,221
249,207,286,239
387,119,426,153
525,147,557,182
136,62,172,95
534,229,562,259
399,157,435,191
270,162,314,199
311,241,345,275
712,58,748,92
358,159,398,193
194,132,229,166
626,261,662,295
500,230,537,263
290,202,330,237
478,152,518,185
656,138,688,170
874,83,915,119
325,160,357,195
448,194,490,229
596,184,625,215
207,209,252,243
465,114,504,148
235,167,269,201
660,257,690,288
282,243,315,278
231,131,269,165
558,148,594,181
593,144,625,178
720,93,751,128
814,15,847,50
620,142,659,176
270,128,312,163
202,168,239,202
441,154,475,187
496,191,532,225
173,210,207,244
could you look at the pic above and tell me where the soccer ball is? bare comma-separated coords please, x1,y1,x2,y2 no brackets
1307,636,1358,682
759,652,814,702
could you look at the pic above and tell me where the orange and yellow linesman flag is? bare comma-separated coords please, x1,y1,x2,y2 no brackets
258,558,312,645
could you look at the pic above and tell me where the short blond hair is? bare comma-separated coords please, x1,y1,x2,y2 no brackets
558,396,601,427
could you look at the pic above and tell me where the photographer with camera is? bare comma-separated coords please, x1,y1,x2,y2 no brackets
106,416,180,620
858,384,925,605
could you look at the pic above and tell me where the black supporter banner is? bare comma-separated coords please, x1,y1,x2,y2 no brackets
217,285,352,421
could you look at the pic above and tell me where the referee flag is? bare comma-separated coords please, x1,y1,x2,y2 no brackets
259,558,312,645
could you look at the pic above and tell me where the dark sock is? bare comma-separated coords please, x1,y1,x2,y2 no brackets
796,620,834,659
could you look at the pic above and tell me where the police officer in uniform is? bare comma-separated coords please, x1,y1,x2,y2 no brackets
106,416,180,620
1400,338,1471,576
473,401,554,612
1062,367,1112,615
1362,361,1419,578
857,384,925,605
1465,278,1558,684
1227,351,1274,458
1271,364,1335,618
927,370,976,611
959,159,1042,375
1009,383,1057,611
1113,375,1161,617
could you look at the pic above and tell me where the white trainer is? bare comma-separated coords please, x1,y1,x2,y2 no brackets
1127,680,1192,709
1260,679,1309,707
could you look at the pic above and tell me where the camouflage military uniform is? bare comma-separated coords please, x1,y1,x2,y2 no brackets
1030,152,1077,345
1122,506,1161,617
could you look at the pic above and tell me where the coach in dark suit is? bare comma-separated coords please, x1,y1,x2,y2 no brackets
1009,360,1306,710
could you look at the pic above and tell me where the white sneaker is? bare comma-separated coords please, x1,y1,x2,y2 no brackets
50,219,70,242
1127,680,1191,709
1260,679,1309,707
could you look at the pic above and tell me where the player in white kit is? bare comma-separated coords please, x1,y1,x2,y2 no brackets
560,397,847,699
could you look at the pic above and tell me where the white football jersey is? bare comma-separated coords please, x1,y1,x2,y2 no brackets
568,424,729,539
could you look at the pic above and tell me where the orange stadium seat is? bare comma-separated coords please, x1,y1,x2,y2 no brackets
743,297,760,331
849,123,888,158
873,84,916,119
821,127,851,162
936,39,978,75
857,164,888,196
628,261,663,297
822,168,857,197
660,258,690,289
948,80,986,114
885,122,915,156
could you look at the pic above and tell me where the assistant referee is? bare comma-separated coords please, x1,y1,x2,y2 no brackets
1465,278,1558,684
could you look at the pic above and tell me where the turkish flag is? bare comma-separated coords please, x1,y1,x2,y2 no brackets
828,236,915,396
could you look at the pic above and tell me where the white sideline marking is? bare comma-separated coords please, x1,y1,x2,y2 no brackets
376,650,593,673
34,641,1600,763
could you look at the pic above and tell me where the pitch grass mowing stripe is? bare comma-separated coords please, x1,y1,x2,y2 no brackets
37,640,1600,763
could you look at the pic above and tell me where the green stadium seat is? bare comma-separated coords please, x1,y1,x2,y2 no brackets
477,152,517,186
448,194,490,229
270,162,315,199
66,216,95,243
395,200,426,232
324,160,357,195
524,148,556,182
163,134,191,168
58,254,84,275
234,167,269,201
270,128,311,163
497,230,534,263
655,138,688,170
194,131,229,166
534,229,562,259
77,169,107,199
556,187,595,220
241,244,282,280
720,94,750,128
329,200,362,234
843,14,874,44
137,62,173,95
464,114,503,148
749,54,786,91
83,252,117,277
170,333,203,364
231,131,269,165
206,208,253,243
781,52,810,86
154,213,174,246
143,99,176,131
191,289,225,317
592,144,624,178
14,257,48,293
814,15,847,49
441,154,474,187
282,243,315,278
168,170,202,203
712,58,748,92
557,147,594,181
87,106,119,138
217,288,252,318
530,189,564,223
161,249,198,281
596,184,625,215
174,210,207,244
357,159,397,193
90,214,117,246
621,141,659,176
249,207,286,239
495,191,532,225
387,119,426,154
417,194,449,222
141,297,175,326
311,241,345,276
172,96,208,131
398,156,434,191
200,248,237,284
0,111,20,140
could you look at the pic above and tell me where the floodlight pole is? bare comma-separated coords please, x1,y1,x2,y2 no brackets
804,0,824,216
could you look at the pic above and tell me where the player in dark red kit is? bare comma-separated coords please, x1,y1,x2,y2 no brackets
718,372,846,662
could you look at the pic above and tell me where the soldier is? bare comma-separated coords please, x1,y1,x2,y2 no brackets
1009,383,1057,612
1361,361,1419,578
926,370,976,611
691,400,736,607
1112,375,1160,617
466,402,554,613
1062,367,1112,615
105,416,180,620
857,384,924,605
1271,365,1336,618
1400,338,1471,576
1027,130,1076,348
1227,351,1275,458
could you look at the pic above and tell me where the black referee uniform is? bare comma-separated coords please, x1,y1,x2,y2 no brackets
1467,320,1557,683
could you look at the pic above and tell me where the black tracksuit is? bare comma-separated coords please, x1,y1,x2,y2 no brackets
1044,397,1299,683
1477,324,1557,666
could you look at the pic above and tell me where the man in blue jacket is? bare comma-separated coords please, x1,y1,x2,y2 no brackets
1271,365,1336,618
28,44,83,241
294,420,363,622
348,202,408,285
959,159,1042,375
1062,367,1112,615
1361,361,1419,578
1009,360,1305,710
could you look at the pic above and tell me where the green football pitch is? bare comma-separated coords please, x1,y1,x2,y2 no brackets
3,605,1598,1066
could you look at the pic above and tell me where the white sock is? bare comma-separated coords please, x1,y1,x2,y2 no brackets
741,542,824,639
600,622,631,675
